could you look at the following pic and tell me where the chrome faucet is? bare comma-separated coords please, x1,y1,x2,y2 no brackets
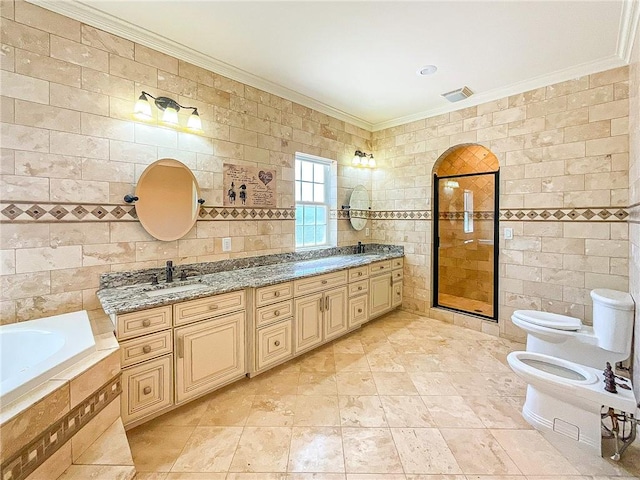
165,260,175,283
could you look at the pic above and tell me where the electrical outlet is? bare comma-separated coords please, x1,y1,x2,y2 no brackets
504,228,513,240
222,237,232,252
365,228,370,237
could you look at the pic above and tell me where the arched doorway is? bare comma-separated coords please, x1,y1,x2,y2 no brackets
433,144,499,321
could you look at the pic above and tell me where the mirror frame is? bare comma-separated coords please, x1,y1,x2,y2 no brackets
135,158,201,241
349,185,369,231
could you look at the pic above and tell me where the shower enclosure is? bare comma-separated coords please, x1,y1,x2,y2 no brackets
433,145,499,321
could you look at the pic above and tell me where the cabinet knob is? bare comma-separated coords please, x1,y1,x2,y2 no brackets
358,286,363,291
142,319,151,327
358,272,363,276
274,310,280,316
209,304,219,310
397,291,401,296
142,345,151,354
321,280,327,284
274,291,280,297
143,386,152,395
357,308,363,313
274,340,281,347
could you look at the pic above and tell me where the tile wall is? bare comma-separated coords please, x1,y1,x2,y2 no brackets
372,66,631,340
0,0,371,325
629,27,639,400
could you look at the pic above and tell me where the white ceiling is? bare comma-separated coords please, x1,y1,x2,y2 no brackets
33,1,639,130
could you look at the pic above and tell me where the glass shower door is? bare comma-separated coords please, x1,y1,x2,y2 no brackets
434,172,498,320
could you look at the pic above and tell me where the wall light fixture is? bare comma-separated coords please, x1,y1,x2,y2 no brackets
352,150,376,168
133,91,203,132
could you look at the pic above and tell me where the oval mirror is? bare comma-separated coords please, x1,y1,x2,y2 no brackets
349,185,369,231
135,158,201,241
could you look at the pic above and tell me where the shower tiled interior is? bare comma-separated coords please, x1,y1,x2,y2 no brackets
128,311,640,480
437,293,493,317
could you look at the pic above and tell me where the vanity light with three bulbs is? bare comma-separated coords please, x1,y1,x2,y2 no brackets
133,91,203,132
352,150,376,168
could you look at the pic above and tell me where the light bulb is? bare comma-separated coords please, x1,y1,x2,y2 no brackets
187,110,202,131
162,106,179,125
352,155,361,166
368,156,376,168
133,93,152,120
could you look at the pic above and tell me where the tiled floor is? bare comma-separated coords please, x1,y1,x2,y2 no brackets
129,310,640,480
438,293,493,317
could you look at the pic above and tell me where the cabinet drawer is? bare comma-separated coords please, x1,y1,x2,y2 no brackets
369,260,392,276
120,330,172,368
392,258,404,270
121,354,173,425
392,269,403,282
256,299,293,328
348,266,368,281
348,279,369,297
256,318,293,371
349,294,369,328
255,282,293,307
294,270,348,296
117,305,172,341
174,290,245,326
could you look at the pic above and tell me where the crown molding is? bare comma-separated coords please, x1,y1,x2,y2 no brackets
618,0,640,63
371,55,626,131
27,0,374,132
27,0,638,135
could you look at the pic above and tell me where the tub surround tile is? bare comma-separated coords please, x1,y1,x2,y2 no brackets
75,418,133,466
71,397,120,461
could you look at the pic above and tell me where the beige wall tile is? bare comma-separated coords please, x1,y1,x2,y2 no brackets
50,83,109,116
589,99,629,121
81,69,134,100
14,0,80,41
50,131,109,159
14,151,82,179
81,25,133,59
49,178,109,203
50,35,108,72
16,245,82,273
1,17,49,55
589,66,629,87
110,53,157,86
585,135,628,156
0,122,49,152
1,271,49,300
1,69,48,103
135,43,178,74
16,49,81,87
1,174,49,201
50,223,110,246
15,100,81,133
82,243,136,266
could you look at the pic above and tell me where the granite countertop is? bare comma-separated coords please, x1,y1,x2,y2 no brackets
97,251,403,315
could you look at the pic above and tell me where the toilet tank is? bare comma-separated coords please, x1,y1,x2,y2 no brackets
591,289,635,354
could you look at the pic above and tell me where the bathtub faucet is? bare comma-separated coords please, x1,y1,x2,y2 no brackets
165,260,175,283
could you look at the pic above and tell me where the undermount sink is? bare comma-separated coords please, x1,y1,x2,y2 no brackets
144,283,208,297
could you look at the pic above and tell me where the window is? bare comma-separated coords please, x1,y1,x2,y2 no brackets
295,154,331,248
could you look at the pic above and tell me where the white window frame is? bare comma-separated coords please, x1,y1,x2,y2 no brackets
295,153,334,250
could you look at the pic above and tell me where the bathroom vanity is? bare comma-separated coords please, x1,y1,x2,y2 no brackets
98,246,404,428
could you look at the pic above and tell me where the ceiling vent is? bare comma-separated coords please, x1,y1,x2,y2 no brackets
441,86,473,102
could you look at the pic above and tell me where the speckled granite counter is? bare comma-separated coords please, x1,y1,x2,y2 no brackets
97,245,403,315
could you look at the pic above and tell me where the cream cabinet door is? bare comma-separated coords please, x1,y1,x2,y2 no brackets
369,273,392,318
294,292,323,353
323,286,348,341
174,311,245,404
348,294,368,328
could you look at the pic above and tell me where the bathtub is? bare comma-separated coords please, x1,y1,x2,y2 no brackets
0,311,96,405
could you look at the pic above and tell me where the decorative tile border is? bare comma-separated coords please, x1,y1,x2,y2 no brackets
0,202,295,223
500,207,629,222
0,202,629,223
1,374,122,480
440,211,495,220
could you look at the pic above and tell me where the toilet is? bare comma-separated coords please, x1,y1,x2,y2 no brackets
511,289,635,369
507,351,637,456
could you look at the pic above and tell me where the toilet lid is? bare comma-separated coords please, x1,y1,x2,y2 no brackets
513,310,582,331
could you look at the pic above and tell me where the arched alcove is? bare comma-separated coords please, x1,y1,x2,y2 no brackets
432,144,500,321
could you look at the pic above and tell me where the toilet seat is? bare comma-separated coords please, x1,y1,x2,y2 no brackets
512,310,581,331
